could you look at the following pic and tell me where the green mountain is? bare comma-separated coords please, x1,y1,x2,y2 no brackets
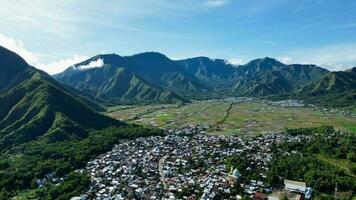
176,57,237,89
54,54,189,104
0,77,121,149
125,53,207,94
298,67,356,106
230,58,329,96
0,46,160,199
56,54,329,101
0,45,120,160
0,46,37,92
57,52,356,107
232,70,294,96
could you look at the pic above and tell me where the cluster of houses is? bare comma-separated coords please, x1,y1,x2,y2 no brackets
266,100,305,107
35,172,63,188
71,126,313,200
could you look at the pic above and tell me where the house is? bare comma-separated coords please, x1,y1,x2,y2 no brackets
284,180,306,193
267,195,279,200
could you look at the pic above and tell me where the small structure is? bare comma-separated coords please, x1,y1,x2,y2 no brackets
305,187,312,199
229,167,242,179
267,195,279,200
284,180,306,193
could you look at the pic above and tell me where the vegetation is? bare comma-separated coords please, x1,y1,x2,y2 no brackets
0,126,163,199
224,126,355,199
231,58,329,96
0,46,164,199
108,101,356,135
55,53,340,105
54,54,189,104
267,126,356,199
297,67,356,107
12,172,90,200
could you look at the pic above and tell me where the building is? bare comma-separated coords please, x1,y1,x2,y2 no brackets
284,180,306,193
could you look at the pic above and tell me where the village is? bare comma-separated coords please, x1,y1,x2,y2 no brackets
70,126,314,200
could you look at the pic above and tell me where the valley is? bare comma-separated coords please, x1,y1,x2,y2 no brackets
2,1,356,199
107,99,356,135
0,45,355,200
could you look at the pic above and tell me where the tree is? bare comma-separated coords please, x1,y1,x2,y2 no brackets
279,194,288,200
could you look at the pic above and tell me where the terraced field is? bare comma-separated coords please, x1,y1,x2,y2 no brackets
106,101,356,135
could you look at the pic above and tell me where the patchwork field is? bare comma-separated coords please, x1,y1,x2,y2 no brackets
106,101,356,135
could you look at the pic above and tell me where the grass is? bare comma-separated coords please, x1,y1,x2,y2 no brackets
13,190,38,200
317,154,356,177
107,101,356,135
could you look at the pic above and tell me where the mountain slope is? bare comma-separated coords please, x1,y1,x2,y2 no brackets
0,46,161,199
176,57,237,89
55,53,333,102
0,77,121,149
0,45,125,149
124,52,208,96
298,67,356,106
232,70,294,96
231,58,329,96
177,57,329,96
0,46,38,92
54,54,189,103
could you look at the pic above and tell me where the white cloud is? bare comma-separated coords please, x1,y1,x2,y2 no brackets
278,56,293,64
286,42,356,71
0,33,90,75
76,58,104,70
0,33,39,65
226,58,245,66
204,0,229,7
37,55,89,75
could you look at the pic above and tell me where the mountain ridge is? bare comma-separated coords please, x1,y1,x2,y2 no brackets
0,46,162,199
54,52,327,102
54,54,189,104
0,46,123,149
54,51,355,107
297,66,356,106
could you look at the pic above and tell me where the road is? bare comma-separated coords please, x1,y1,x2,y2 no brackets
158,155,168,190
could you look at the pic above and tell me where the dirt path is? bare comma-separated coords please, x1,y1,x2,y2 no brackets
158,155,168,189
215,102,235,126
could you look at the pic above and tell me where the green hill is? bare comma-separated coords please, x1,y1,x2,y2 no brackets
176,57,237,89
0,46,161,199
54,54,189,104
298,67,356,106
55,53,356,108
231,58,329,96
56,55,329,101
0,77,121,149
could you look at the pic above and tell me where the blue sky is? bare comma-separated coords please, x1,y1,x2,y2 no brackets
1,0,356,74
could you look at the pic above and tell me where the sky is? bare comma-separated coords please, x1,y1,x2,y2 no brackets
1,0,356,74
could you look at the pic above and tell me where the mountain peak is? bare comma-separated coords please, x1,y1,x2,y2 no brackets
72,54,123,70
0,46,29,70
131,52,170,60
0,46,37,92
244,57,285,70
259,57,282,64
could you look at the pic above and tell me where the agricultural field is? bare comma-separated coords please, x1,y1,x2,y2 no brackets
106,100,356,135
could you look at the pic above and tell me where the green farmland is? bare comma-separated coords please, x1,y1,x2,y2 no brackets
107,101,356,135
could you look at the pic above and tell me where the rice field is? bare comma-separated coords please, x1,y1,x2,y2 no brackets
106,101,356,135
